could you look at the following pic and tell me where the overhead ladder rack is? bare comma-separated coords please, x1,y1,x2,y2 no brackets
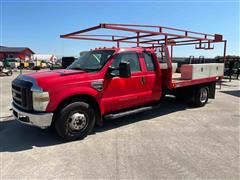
60,23,227,59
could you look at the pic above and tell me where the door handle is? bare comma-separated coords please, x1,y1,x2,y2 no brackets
141,76,146,85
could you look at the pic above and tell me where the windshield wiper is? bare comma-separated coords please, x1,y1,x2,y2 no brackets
69,67,99,72
68,67,85,71
82,68,100,72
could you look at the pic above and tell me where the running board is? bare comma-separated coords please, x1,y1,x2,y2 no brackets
104,104,160,120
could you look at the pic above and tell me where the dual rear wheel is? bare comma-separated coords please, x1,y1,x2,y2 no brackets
176,86,209,107
194,87,209,107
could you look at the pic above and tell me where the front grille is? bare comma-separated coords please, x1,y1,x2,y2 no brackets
12,78,33,111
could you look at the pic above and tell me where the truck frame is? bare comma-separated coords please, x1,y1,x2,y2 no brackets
11,23,226,140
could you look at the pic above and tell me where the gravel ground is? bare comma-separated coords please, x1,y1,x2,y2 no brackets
0,71,239,179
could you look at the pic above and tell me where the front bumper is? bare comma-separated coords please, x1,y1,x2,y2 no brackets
12,103,53,129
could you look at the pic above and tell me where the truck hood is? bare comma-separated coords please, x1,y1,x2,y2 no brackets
23,69,94,91
26,69,86,79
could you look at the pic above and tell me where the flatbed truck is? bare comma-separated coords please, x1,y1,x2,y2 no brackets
11,23,227,140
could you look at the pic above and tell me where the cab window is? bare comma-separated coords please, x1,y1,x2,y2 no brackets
111,51,141,72
143,52,155,71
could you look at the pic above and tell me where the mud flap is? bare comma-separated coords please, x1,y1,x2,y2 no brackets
208,82,216,99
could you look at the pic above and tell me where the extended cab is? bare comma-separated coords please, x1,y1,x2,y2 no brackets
11,24,226,140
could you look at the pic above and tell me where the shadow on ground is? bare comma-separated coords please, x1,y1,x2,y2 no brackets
0,97,191,152
220,79,239,88
220,90,240,98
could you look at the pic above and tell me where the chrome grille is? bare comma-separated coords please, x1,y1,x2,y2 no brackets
12,78,33,111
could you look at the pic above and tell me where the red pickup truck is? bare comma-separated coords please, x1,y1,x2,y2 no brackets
11,24,226,140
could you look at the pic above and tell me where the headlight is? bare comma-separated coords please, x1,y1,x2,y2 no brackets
32,91,50,111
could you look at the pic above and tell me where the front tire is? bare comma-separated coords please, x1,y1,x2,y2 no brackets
55,102,95,141
193,87,209,107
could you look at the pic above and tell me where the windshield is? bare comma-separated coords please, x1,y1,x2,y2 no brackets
68,50,115,71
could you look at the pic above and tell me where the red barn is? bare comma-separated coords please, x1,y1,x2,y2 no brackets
0,46,35,60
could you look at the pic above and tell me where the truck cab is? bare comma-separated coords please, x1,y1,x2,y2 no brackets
12,47,164,140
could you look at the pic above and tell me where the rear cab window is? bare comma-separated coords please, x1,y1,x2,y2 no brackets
142,52,155,71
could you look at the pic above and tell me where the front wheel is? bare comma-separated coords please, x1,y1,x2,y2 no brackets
193,87,209,107
55,102,95,141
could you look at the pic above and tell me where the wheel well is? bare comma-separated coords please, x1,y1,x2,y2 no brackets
53,94,102,126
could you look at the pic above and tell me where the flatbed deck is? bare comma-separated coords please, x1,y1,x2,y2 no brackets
171,74,219,89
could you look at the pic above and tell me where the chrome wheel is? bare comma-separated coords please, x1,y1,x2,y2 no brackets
68,112,87,131
200,88,208,103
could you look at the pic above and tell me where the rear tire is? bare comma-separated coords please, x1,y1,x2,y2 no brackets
55,102,95,141
193,87,209,107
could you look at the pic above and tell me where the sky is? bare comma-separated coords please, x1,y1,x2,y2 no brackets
1,0,239,58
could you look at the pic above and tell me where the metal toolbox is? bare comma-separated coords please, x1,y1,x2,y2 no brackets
181,64,210,80
209,63,224,77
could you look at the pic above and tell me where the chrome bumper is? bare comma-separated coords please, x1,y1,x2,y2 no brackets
12,103,53,129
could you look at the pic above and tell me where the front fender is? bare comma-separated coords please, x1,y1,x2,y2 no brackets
46,86,100,112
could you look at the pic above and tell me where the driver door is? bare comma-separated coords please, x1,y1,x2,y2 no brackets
101,51,146,114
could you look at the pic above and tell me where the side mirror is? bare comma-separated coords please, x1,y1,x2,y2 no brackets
106,66,118,78
106,61,131,78
119,61,131,78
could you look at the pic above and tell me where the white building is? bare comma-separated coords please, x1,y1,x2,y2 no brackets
32,54,57,62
